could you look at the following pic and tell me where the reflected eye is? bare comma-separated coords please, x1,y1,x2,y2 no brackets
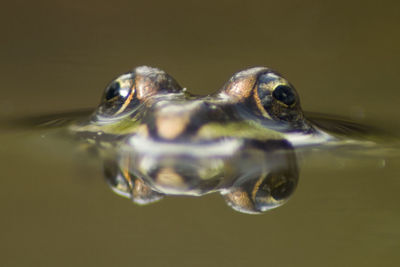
272,85,296,106
253,172,297,212
104,160,132,199
103,160,164,205
222,172,298,214
222,170,298,214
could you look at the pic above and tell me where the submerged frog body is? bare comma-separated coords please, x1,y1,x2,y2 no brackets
69,66,370,214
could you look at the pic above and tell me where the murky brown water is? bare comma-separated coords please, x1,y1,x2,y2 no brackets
1,1,400,266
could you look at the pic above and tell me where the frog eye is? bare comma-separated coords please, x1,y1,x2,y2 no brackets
97,73,137,118
96,66,183,119
255,72,304,123
217,67,304,124
104,80,131,101
256,72,298,107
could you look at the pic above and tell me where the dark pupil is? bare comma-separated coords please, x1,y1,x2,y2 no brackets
272,85,295,106
105,82,121,100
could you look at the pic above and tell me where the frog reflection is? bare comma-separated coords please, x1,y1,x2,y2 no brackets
103,136,298,214
70,66,356,214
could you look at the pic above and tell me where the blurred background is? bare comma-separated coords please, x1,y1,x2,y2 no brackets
0,0,399,266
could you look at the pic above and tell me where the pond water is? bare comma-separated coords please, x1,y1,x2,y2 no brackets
1,1,400,266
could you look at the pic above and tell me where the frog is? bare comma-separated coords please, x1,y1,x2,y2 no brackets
8,66,388,214
70,65,371,214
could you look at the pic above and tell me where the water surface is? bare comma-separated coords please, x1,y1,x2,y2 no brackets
1,1,400,266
